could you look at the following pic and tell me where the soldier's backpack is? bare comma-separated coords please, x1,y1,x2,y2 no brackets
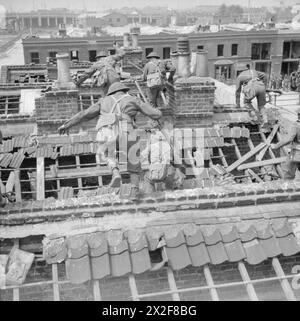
146,62,163,89
242,70,257,101
96,94,130,142
148,140,169,182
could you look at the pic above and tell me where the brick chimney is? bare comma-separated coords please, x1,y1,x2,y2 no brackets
122,29,143,76
52,53,76,91
166,37,215,128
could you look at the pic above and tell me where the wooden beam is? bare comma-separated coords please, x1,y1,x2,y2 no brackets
226,142,266,173
93,280,102,301
167,267,180,301
128,274,140,301
237,157,286,171
13,239,20,301
247,169,263,182
36,157,45,201
5,171,15,193
257,125,279,161
272,258,296,301
14,169,22,202
238,262,259,301
203,265,219,301
52,263,60,301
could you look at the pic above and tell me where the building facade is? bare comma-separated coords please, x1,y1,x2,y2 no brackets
21,29,300,83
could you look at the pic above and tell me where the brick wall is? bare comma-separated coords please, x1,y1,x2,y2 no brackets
122,49,143,76
35,90,80,135
167,76,215,128
2,252,300,301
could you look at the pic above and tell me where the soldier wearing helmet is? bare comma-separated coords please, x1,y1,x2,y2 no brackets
271,110,300,180
142,51,176,107
236,63,267,123
58,82,162,200
75,42,125,96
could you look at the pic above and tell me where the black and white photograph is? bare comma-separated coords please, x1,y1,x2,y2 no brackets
0,0,300,306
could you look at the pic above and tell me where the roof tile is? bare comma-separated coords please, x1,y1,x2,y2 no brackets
90,254,110,280
67,235,88,259
260,237,282,258
187,242,210,266
243,239,267,265
166,244,192,270
66,256,91,284
206,242,228,265
277,235,300,257
130,249,152,274
224,240,246,262
202,227,222,245
110,251,131,277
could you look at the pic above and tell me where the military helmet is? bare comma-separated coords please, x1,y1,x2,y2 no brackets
146,51,160,59
238,63,249,71
107,82,130,96
96,51,107,59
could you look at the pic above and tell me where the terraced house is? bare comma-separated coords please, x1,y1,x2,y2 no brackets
0,30,300,302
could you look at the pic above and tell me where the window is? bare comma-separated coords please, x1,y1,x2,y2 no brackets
89,50,97,62
215,65,231,82
163,47,171,59
152,19,157,24
141,17,147,23
0,95,21,115
70,50,79,61
231,44,238,56
49,51,57,59
251,43,271,60
197,45,204,51
30,52,40,64
145,48,153,57
116,18,120,22
217,44,224,57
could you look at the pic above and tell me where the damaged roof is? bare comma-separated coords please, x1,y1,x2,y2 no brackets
43,219,300,284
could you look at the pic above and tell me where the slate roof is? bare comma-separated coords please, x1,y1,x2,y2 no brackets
43,219,300,284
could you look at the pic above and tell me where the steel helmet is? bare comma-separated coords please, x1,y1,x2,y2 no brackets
107,82,130,96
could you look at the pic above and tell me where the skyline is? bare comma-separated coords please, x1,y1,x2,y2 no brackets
0,0,298,12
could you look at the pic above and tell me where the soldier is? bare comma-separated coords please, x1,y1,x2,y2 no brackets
271,112,300,180
141,123,185,194
235,64,267,123
58,82,162,199
75,43,125,96
142,51,176,107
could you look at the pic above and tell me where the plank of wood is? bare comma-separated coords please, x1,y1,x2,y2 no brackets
238,156,286,171
226,142,266,173
257,125,279,161
14,170,22,202
247,169,263,183
36,157,45,201
5,171,15,193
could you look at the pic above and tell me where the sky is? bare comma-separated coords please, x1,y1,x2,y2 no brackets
0,0,297,12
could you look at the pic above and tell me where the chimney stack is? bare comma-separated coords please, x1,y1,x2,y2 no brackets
52,53,76,90
177,37,191,78
130,26,141,49
195,50,209,77
123,32,130,48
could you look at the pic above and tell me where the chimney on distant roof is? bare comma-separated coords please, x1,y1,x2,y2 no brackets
52,53,76,90
177,37,191,78
130,26,140,49
123,32,130,48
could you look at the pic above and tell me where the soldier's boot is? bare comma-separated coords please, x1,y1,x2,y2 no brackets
109,167,122,188
129,173,140,201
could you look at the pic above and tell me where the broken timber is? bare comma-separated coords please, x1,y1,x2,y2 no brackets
238,156,286,171
256,125,279,161
226,142,266,173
